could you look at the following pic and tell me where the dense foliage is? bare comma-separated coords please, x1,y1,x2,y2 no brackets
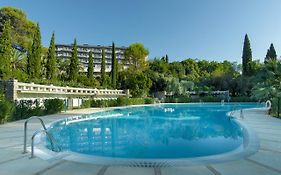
0,6,36,50
0,92,14,123
0,20,12,80
44,99,64,114
124,43,149,71
0,98,64,124
82,97,155,108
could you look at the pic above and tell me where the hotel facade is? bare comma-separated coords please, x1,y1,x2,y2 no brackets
55,44,128,74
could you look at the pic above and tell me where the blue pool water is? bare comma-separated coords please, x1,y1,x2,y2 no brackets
46,103,262,159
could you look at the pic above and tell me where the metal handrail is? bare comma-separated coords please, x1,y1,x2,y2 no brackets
30,130,56,158
23,116,47,153
23,116,61,158
240,109,244,119
229,109,244,119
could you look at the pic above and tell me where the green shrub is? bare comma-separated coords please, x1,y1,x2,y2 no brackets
144,98,155,104
165,96,224,103
165,96,191,103
230,96,257,102
91,99,118,107
116,97,128,106
0,98,14,123
200,96,221,102
81,100,91,108
115,97,154,106
117,97,144,106
44,99,64,114
271,97,281,117
12,100,44,121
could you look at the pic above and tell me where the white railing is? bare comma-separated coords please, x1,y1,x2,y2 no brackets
16,82,125,96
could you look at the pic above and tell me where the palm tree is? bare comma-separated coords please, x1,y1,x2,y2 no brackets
252,60,281,101
11,49,27,78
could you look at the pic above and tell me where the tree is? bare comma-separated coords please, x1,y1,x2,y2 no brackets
169,61,185,78
165,54,169,63
128,72,152,97
69,38,79,81
242,34,252,76
101,48,106,87
165,77,183,96
181,58,200,81
0,6,37,50
149,58,169,74
0,20,12,80
181,80,194,91
124,43,149,71
11,48,28,81
27,23,42,80
148,72,167,93
264,43,277,63
57,59,70,81
111,42,117,88
0,92,14,123
46,32,57,82
87,51,94,80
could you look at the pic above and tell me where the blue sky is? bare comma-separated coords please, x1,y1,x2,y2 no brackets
1,0,281,63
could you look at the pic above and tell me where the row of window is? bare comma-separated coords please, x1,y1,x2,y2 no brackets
56,46,124,54
57,53,124,59
82,65,129,72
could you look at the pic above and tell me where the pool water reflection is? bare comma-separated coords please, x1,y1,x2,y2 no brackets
46,103,261,159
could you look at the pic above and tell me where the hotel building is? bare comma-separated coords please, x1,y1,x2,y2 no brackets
55,44,128,74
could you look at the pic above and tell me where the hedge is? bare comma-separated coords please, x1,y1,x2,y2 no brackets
81,97,155,108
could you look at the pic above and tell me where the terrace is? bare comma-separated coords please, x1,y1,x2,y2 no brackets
0,108,281,175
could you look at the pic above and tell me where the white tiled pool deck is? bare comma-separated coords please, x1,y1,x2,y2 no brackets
0,107,281,175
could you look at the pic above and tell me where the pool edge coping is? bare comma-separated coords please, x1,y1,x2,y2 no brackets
33,104,263,167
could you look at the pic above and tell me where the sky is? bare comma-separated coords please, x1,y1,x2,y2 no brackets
0,0,281,63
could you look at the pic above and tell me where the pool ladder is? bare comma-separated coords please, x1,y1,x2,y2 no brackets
23,116,61,158
229,108,244,119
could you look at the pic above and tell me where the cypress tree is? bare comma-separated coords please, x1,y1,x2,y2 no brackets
46,32,57,81
33,23,42,78
242,34,252,76
264,43,277,63
69,38,79,82
165,54,169,63
101,48,106,87
87,51,94,79
0,20,12,80
111,42,117,88
27,23,42,80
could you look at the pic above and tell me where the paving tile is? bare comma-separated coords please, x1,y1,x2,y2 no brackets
162,166,213,175
257,133,281,142
0,147,24,162
0,157,61,175
212,159,280,175
260,140,281,151
41,161,102,175
248,150,281,172
104,167,154,175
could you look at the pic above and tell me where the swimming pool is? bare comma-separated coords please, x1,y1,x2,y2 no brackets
41,103,262,166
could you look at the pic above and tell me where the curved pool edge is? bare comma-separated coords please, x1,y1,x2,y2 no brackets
34,104,262,167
